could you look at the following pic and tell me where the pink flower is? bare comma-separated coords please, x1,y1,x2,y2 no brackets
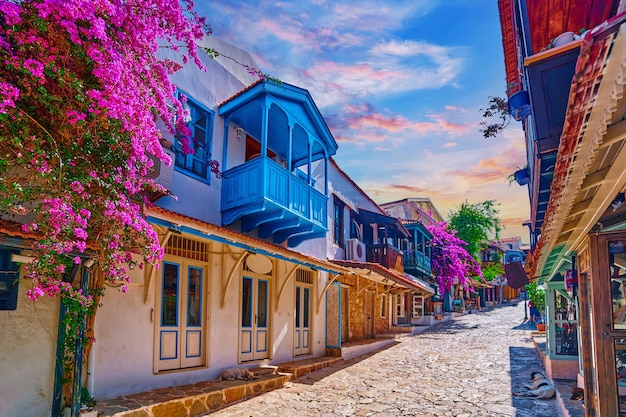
67,110,86,125
23,59,45,79
0,82,19,113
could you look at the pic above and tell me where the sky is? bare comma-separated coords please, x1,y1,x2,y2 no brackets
198,0,530,241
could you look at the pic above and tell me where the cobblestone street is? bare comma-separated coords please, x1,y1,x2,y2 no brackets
206,302,562,417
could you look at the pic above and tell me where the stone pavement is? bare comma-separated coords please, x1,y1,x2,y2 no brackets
205,302,570,417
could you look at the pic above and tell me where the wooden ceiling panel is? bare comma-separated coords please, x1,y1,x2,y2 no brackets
526,0,619,55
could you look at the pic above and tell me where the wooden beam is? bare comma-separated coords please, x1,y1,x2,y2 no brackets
221,250,247,309
276,264,299,310
144,229,172,304
580,167,610,191
599,119,626,150
569,198,593,216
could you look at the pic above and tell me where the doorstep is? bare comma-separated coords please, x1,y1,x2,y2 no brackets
95,366,288,417
94,357,348,417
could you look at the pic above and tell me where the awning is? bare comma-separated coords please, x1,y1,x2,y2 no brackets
358,208,410,238
330,259,435,294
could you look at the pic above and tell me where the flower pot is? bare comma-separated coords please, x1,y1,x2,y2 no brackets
553,32,576,47
514,168,530,186
536,323,546,331
507,90,531,121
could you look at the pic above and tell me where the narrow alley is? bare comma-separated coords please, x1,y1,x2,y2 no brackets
206,302,566,417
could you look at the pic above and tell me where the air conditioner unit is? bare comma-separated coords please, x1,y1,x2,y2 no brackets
346,238,366,262
145,148,175,193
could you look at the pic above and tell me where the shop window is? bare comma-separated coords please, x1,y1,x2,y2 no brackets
0,248,20,310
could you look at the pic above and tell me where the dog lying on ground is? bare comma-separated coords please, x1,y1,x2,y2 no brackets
570,387,584,401
513,371,555,399
214,367,257,381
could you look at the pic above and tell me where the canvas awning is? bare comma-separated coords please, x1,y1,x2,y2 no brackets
358,208,410,238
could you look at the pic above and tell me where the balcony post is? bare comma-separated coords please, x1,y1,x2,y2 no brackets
261,97,269,159
287,123,293,172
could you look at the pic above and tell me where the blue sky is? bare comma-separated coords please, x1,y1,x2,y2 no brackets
199,0,530,240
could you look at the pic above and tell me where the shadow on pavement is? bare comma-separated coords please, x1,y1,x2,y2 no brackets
509,346,559,417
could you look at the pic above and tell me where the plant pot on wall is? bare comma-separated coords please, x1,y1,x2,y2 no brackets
507,90,531,121
553,31,576,47
514,167,530,185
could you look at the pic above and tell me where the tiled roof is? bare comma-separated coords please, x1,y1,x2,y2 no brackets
145,205,349,274
330,259,435,294
217,78,264,108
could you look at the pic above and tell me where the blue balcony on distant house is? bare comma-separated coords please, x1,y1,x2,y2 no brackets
404,249,431,276
218,80,338,247
402,221,432,278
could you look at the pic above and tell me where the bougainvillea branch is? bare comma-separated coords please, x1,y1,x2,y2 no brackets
0,0,207,337
427,221,483,295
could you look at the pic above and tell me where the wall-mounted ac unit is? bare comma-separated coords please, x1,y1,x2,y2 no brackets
145,148,175,193
346,238,366,262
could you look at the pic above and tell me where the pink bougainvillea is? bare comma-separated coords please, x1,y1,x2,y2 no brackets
427,221,483,296
0,0,207,307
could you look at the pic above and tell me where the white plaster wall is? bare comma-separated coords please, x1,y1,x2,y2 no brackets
326,161,383,260
92,241,329,400
157,37,258,228
0,272,59,417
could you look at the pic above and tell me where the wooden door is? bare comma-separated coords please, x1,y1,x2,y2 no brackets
156,262,205,371
240,276,269,361
365,290,375,339
294,285,311,355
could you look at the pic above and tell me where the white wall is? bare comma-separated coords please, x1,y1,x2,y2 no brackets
0,271,59,417
326,161,383,260
92,240,329,400
157,37,259,228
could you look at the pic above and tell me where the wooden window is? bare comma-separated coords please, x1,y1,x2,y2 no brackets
174,95,214,182
333,197,345,247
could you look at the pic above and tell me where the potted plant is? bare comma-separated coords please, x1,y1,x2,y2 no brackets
507,165,529,186
553,31,576,47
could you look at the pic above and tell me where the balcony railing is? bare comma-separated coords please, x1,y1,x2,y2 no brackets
404,249,431,275
221,157,327,246
368,243,404,274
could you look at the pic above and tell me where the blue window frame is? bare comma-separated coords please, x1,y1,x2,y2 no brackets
175,94,214,182
0,248,20,310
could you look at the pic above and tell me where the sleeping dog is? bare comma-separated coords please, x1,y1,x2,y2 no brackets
214,367,257,382
513,371,555,399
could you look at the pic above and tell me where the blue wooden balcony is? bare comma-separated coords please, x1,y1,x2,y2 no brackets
404,249,431,276
221,157,327,247
218,80,338,248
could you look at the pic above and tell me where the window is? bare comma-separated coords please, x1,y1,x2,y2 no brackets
175,95,214,182
349,212,361,240
396,294,405,317
333,197,345,246
381,294,387,318
0,248,20,310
